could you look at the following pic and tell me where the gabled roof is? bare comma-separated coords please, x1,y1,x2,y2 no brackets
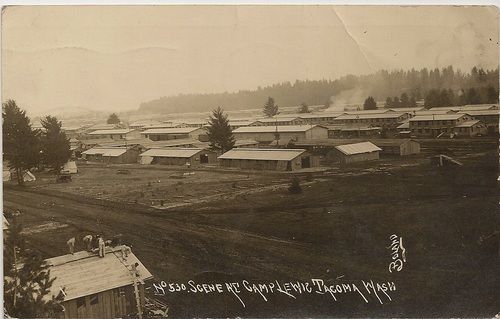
335,142,381,155
297,113,343,119
82,147,128,157
414,110,455,115
335,113,406,120
218,148,306,161
252,117,302,123
233,125,323,133
409,114,465,121
344,109,392,115
141,127,204,135
457,110,499,116
454,120,482,128
140,148,205,158
88,129,134,135
46,245,153,302
234,139,259,146
460,104,498,111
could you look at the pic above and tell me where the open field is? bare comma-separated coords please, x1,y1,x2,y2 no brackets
3,139,499,317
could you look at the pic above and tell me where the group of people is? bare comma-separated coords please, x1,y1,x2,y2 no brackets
67,234,106,257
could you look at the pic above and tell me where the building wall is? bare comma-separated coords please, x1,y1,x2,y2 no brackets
305,126,329,139
378,141,420,156
150,151,216,166
453,123,488,137
233,127,327,143
84,149,140,164
409,115,473,137
400,140,421,155
146,133,191,141
59,284,145,319
145,128,206,141
329,150,380,164
219,155,312,171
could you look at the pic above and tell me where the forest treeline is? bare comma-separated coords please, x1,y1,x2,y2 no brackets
139,66,499,114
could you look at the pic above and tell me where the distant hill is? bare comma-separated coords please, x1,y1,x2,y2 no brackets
139,66,499,114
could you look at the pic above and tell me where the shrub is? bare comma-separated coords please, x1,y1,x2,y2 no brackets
288,177,302,194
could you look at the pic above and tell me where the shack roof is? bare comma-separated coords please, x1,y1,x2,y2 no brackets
82,147,128,157
88,129,134,135
140,148,205,158
218,148,306,161
397,121,410,129
233,125,322,133
335,142,381,155
141,127,203,135
46,245,153,302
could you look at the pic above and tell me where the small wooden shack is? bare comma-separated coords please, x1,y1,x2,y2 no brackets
139,148,217,166
331,142,381,164
46,245,153,319
218,148,316,171
372,139,421,156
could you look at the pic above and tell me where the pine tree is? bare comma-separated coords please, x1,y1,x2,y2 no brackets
263,97,279,117
2,100,41,185
40,116,72,172
486,86,499,103
206,107,235,153
4,217,64,318
363,96,377,110
107,113,120,125
400,93,410,107
384,97,393,108
466,88,481,104
392,96,401,108
409,95,417,107
298,102,310,113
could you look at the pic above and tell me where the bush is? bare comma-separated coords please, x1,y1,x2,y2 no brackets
288,177,302,194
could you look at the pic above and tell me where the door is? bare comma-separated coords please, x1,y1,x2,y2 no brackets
200,154,209,164
301,156,311,168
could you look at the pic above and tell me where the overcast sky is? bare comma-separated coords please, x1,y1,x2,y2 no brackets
2,5,498,114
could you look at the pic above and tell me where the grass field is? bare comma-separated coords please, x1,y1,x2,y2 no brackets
3,139,499,317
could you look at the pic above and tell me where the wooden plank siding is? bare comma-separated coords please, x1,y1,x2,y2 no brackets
60,285,142,319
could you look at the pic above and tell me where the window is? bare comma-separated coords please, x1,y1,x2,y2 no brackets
90,293,99,305
77,297,85,309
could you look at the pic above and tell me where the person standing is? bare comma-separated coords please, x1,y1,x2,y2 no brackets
67,237,75,255
98,236,106,257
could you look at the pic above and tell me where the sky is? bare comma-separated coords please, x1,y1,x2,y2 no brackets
1,5,498,115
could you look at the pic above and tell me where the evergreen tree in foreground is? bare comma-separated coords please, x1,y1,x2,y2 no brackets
4,217,64,318
41,116,72,172
263,97,279,117
2,100,41,185
206,107,235,153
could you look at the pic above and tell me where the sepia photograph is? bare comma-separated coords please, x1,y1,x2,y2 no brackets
1,4,499,318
